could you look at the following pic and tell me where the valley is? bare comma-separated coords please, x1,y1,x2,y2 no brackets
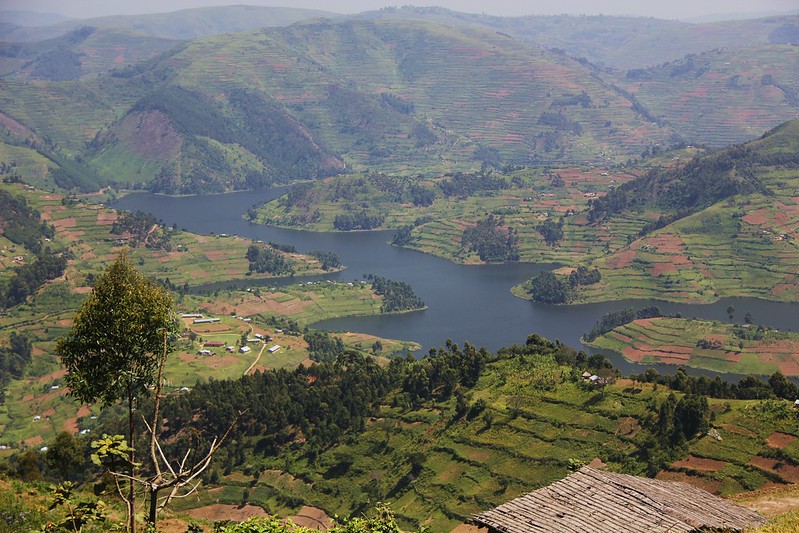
1,2,799,531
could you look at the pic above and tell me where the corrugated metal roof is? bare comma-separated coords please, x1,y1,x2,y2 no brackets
473,466,766,533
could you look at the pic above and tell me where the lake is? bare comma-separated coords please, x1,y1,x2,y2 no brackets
113,189,799,376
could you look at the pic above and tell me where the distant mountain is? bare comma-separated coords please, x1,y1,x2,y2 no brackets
356,7,799,69
0,15,796,194
0,5,337,42
0,25,179,80
0,10,71,28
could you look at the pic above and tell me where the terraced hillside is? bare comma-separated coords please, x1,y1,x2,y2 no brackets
162,340,799,532
510,120,799,304
586,317,799,376
0,18,682,192
617,45,799,146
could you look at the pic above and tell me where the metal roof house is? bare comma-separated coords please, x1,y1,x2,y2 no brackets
473,466,766,533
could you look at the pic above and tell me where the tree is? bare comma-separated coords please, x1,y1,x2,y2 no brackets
45,431,85,481
57,250,177,533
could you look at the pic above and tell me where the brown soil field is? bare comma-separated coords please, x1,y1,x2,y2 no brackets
750,457,799,483
648,234,685,254
95,211,118,225
184,504,267,522
288,506,332,530
742,212,769,225
656,471,722,494
671,454,728,472
24,435,44,446
767,432,798,448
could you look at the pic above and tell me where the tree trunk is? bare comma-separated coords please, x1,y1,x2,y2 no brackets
148,485,159,528
128,393,136,533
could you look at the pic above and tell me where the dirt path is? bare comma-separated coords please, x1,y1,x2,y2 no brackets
245,343,267,376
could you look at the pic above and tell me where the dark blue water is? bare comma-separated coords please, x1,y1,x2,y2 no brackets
113,189,799,377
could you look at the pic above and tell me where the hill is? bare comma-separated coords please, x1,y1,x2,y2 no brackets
615,45,799,147
0,5,337,42
0,19,679,193
357,6,799,69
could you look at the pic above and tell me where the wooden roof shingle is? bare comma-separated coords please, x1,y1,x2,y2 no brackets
473,466,767,533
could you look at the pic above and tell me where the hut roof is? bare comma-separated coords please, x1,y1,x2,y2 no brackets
473,466,766,533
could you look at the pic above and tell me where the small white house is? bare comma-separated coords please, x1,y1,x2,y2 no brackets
268,345,281,354
197,349,212,356
239,346,252,354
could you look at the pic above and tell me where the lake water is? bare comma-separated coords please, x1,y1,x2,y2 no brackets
113,189,799,376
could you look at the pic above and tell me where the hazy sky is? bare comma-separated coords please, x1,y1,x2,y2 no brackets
5,0,799,21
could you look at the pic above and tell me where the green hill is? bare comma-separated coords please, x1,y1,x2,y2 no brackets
0,19,679,192
514,120,799,304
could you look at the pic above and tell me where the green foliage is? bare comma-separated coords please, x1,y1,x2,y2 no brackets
90,434,136,468
0,332,33,402
3,251,68,308
0,189,54,253
57,251,178,407
537,217,564,246
527,272,573,304
246,245,295,276
304,330,345,362
45,432,85,481
44,481,107,532
461,214,519,262
584,306,662,342
216,503,425,532
334,212,385,231
367,275,425,313
308,250,341,271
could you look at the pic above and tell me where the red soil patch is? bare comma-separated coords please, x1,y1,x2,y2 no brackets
671,455,728,472
605,249,636,269
656,471,722,494
451,525,488,533
36,369,67,384
750,457,799,483
648,234,685,254
766,432,797,449
615,417,640,437
658,345,694,355
64,418,79,433
612,332,633,343
204,250,230,261
24,435,44,446
51,217,78,229
726,352,743,362
95,211,118,225
185,504,267,522
23,394,34,402
622,346,645,362
779,361,799,376
719,424,759,438
652,262,677,276
288,506,333,530
742,212,768,225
